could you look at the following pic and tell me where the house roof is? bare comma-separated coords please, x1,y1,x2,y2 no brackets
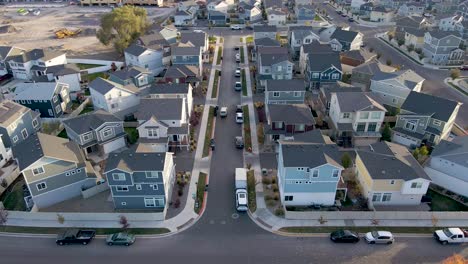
253,25,277,32
135,98,184,121
321,82,362,102
263,0,282,9
89,78,139,95
175,10,191,16
280,143,342,169
0,46,13,60
334,92,386,112
430,136,468,167
139,32,170,48
257,46,288,55
173,46,200,56
352,59,394,75
356,141,430,181
401,91,460,122
268,104,315,124
13,133,84,171
427,30,462,39
125,44,148,57
14,82,65,101
341,50,365,61
180,32,206,48
110,66,150,81
9,49,64,63
164,64,199,78
105,148,167,172
0,100,35,127
281,130,326,144
302,40,334,54
372,69,425,90
292,29,318,41
266,79,305,92
330,28,359,43
62,110,121,135
307,52,342,72
260,53,290,66
46,64,81,76
395,16,425,28
148,83,189,94
254,37,281,47
404,27,426,37
373,5,391,12
208,10,227,18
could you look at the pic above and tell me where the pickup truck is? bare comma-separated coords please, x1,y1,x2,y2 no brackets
56,229,96,245
434,228,468,244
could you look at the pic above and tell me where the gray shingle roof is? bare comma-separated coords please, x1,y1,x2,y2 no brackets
430,136,468,167
321,83,362,102
427,30,462,39
62,110,121,135
125,44,148,57
330,28,359,43
105,148,166,172
110,66,149,81
148,83,189,94
0,46,13,60
260,53,290,66
14,82,64,101
268,104,315,124
254,37,281,47
257,46,288,55
280,143,342,168
164,65,199,78
372,69,424,90
89,78,139,95
0,100,35,127
173,46,200,56
180,32,206,48
9,49,64,63
307,52,342,72
401,91,460,122
46,64,81,76
254,25,277,32
283,130,326,144
356,141,430,181
334,92,386,112
341,50,365,61
135,98,183,121
302,40,334,54
266,79,305,92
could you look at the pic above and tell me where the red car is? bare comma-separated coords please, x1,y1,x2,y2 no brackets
460,65,468,71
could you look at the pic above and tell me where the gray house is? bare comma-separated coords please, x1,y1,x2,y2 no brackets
351,59,396,90
13,133,99,209
62,110,126,157
393,91,462,147
0,46,25,76
253,25,278,40
108,66,153,90
172,46,203,76
258,54,294,87
288,26,320,60
0,100,41,148
265,79,306,105
423,31,465,66
104,147,175,211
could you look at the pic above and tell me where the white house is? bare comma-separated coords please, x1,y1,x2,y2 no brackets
0,136,12,168
124,44,164,76
32,64,82,92
207,0,229,13
267,8,287,26
424,136,468,197
0,46,25,76
174,10,196,26
8,49,67,80
369,6,394,23
398,2,426,17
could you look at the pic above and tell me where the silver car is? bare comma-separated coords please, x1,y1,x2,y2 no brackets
365,231,394,244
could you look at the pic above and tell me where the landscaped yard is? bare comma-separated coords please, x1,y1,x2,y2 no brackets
202,106,215,157
247,170,256,213
216,47,223,65
76,63,104,70
211,70,220,98
245,36,253,43
241,69,247,96
428,189,468,211
124,127,139,144
79,105,94,115
57,129,68,139
195,172,207,214
279,226,452,234
1,181,27,211
86,72,108,82
240,47,245,63
242,105,252,152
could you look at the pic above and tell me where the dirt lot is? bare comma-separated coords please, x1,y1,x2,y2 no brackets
0,5,175,56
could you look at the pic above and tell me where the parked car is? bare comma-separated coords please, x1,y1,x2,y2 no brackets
230,24,244,30
365,231,394,244
341,13,347,17
235,46,240,50
56,229,96,245
234,81,242,91
236,105,243,113
460,65,468,71
106,233,136,246
336,10,342,15
235,68,241,77
348,17,354,22
236,112,243,123
236,53,241,62
220,107,228,118
0,73,13,83
214,105,218,116
434,228,468,244
235,136,244,149
330,230,360,243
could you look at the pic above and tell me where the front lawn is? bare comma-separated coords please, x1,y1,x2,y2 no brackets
202,106,215,158
240,47,245,63
76,63,104,70
0,226,170,235
211,70,220,98
216,47,223,65
195,172,207,214
241,69,247,96
57,129,68,139
279,226,458,234
2,181,27,211
242,105,252,152
124,127,139,144
428,189,468,211
247,170,256,213
85,72,109,82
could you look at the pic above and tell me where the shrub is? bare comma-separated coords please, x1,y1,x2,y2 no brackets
275,208,285,216
341,153,352,168
265,195,274,201
271,176,277,184
178,189,183,196
273,193,279,201
386,59,392,66
369,47,374,53
419,146,429,156
381,123,392,142
267,200,276,207
450,68,461,80
262,178,272,185
397,39,405,47
272,184,279,192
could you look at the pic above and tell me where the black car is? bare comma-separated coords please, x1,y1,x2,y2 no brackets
330,230,360,243
348,17,354,22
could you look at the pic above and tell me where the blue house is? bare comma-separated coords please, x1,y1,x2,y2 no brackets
305,52,342,89
0,100,41,148
208,10,227,25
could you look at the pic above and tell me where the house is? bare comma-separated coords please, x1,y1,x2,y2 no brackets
208,10,228,25
238,2,263,23
62,110,126,157
264,79,306,105
330,28,363,51
104,147,176,211
153,26,178,45
174,10,196,26
392,91,462,147
31,64,82,92
266,8,287,26
251,38,282,62
178,0,199,12
369,5,394,23
124,44,164,76
163,64,200,87
304,52,342,89
288,26,320,59
0,100,41,148
265,104,315,142
180,31,209,54
146,83,194,122
359,2,375,18
340,50,365,67
435,0,461,15
458,0,468,19
136,98,190,150
318,82,362,113
295,4,316,24
351,59,395,90
329,92,386,147
0,46,25,76
257,54,294,87
299,40,335,74
7,49,67,80
207,0,229,13
351,0,367,13
89,78,140,118
277,139,344,206
253,25,278,40
0,136,12,168
424,136,468,197
398,2,426,17
172,46,203,76
108,66,153,90
138,32,173,66
14,82,71,118
370,69,425,108
404,27,426,49
422,31,465,66
355,141,431,208
12,133,99,209
438,14,468,37
394,16,434,40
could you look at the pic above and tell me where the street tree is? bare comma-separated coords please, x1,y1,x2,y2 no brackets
450,68,460,80
381,123,392,142
96,6,149,54
119,215,130,230
0,207,8,226
341,153,352,169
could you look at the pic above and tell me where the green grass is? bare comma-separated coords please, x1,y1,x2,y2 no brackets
76,63,104,70
208,36,217,44
2,182,27,211
247,170,256,213
195,172,207,214
279,226,464,234
241,69,247,96
57,129,68,139
246,36,253,43
242,105,252,152
447,81,468,96
314,14,323,21
240,37,243,43
216,46,223,65
0,226,170,235
124,127,139,145
202,106,215,158
240,47,245,63
428,189,468,211
79,106,94,115
211,70,220,98
86,72,108,82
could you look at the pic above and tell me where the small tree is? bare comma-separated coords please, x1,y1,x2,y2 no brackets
412,148,420,159
419,145,429,156
0,208,8,227
386,59,392,66
341,153,352,169
397,39,405,47
381,123,392,142
443,254,467,264
407,44,415,52
387,34,393,41
57,214,65,224
119,215,130,230
0,178,7,189
450,68,460,80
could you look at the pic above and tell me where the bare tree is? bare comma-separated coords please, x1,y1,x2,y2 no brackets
119,215,130,230
57,214,65,225
0,208,8,226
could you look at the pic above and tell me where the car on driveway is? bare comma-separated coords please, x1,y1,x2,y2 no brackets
235,136,244,149
235,46,240,50
365,231,394,244
235,68,241,77
330,230,360,243
234,81,242,91
106,233,136,246
336,10,342,15
236,112,243,123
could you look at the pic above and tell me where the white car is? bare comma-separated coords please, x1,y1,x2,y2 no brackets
235,68,241,77
230,24,243,30
234,81,242,91
220,107,228,118
365,231,394,244
235,189,248,211
235,53,241,62
236,112,243,123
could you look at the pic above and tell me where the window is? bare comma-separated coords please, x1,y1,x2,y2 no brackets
285,196,293,201
146,171,159,178
71,170,76,175
273,92,280,97
32,118,39,128
61,89,68,98
372,193,382,202
359,112,369,119
144,198,164,207
21,128,28,139
371,112,381,119
116,186,129,192
405,120,417,131
9,121,17,131
297,167,304,171
275,122,283,129
36,182,47,191
356,123,366,132
332,170,339,178
293,91,301,97
136,184,142,190
147,128,158,138
53,95,58,103
32,166,45,175
342,112,350,119
102,128,113,138
382,193,392,202
312,73,319,78
295,124,305,132
12,135,18,143
112,173,126,181
152,184,159,190
55,105,61,114
367,122,377,132
82,133,92,142
27,100,31,104
312,170,319,178
277,66,282,71
433,119,442,126
390,180,395,185
305,38,311,44
331,73,340,79
411,182,423,188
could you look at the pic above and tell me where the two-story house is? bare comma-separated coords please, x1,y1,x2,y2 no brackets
424,136,468,197
423,31,465,66
172,46,203,76
392,91,462,147
265,104,315,142
355,141,431,209
318,82,362,114
138,32,172,66
253,25,278,40
264,79,306,105
0,136,12,168
32,64,82,92
174,10,196,26
329,92,387,147
207,0,229,13
288,26,320,60
304,52,342,89
62,110,126,157
251,38,282,62
329,28,363,51
394,16,435,41
0,46,25,76
163,65,200,87
108,66,153,90
351,59,396,90
7,49,67,80
104,147,176,211
299,40,335,75
398,2,426,17
258,54,294,87
295,4,315,24
124,44,164,76
438,14,467,38
404,27,427,49
238,1,263,24
13,82,71,118
369,5,394,23
208,10,228,25
266,7,287,26
13,133,99,209
146,83,193,118
180,32,209,62
89,77,140,119
0,100,41,148
370,69,425,108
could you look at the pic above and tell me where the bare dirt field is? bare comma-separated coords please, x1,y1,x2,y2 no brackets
0,5,175,57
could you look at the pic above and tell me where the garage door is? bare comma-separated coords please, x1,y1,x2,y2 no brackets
103,137,126,154
392,132,418,147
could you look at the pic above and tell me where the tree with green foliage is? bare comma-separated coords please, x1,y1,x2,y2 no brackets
386,59,392,66
381,123,392,142
341,153,352,169
450,68,460,80
96,6,149,54
412,148,420,159
419,145,429,156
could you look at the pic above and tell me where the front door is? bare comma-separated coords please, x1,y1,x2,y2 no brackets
173,135,178,142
